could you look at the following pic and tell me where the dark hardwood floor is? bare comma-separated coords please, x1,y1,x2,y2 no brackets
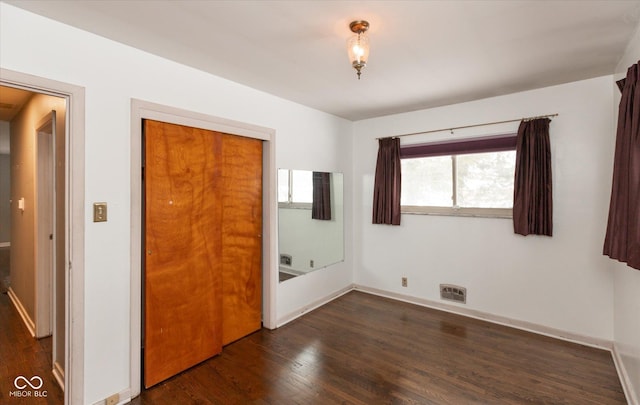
279,271,297,282
132,291,626,405
0,291,64,404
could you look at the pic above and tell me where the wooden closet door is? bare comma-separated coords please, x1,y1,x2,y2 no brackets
144,120,223,388
221,134,263,345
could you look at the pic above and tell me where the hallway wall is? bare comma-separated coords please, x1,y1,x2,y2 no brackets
10,94,64,322
9,92,66,371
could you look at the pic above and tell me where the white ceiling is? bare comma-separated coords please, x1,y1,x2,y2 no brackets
5,0,640,120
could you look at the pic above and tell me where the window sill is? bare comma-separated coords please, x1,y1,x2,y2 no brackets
401,205,512,219
278,202,312,210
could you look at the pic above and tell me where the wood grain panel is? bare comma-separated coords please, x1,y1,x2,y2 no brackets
221,134,263,345
144,120,223,388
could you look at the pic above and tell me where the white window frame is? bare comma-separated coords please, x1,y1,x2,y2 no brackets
401,150,514,219
278,169,312,210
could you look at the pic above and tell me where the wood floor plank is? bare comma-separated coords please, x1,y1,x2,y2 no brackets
131,291,626,404
0,292,64,404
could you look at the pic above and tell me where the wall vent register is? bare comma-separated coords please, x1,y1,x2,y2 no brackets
440,284,466,304
280,254,292,266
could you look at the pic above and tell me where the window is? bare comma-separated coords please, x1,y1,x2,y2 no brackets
400,134,516,217
278,169,312,207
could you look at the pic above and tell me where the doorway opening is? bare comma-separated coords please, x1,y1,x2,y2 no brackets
0,69,86,405
1,84,65,400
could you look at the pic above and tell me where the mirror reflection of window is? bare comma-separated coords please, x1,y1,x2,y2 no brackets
277,169,289,203
278,169,344,283
291,170,312,203
278,169,313,204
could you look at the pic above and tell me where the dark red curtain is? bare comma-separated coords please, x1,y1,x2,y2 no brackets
372,137,401,225
513,118,553,236
312,171,332,220
603,61,640,270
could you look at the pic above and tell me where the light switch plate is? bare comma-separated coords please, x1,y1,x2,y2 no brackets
93,202,107,222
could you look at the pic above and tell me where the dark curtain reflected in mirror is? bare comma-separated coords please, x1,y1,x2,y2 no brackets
312,172,332,220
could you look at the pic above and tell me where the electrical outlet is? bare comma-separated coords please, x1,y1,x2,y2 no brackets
105,393,119,405
401,277,407,287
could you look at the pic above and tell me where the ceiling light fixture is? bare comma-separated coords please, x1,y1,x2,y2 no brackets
347,20,370,80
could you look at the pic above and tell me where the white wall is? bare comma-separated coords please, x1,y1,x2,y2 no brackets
0,3,352,404
612,20,640,405
353,76,616,342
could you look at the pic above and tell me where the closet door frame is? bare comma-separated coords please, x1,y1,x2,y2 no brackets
129,99,277,398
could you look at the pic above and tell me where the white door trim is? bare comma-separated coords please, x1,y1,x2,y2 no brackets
0,68,86,405
35,111,55,338
129,99,277,398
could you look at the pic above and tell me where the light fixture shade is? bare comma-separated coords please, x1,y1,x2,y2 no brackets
347,32,370,67
347,32,369,79
347,20,370,79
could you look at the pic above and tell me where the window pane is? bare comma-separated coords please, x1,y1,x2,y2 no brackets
277,169,289,202
291,170,312,203
401,156,453,206
456,151,515,208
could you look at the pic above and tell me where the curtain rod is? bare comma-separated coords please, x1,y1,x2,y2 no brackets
378,113,559,140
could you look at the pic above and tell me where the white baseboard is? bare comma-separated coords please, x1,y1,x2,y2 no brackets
278,267,306,276
612,345,639,405
52,361,65,391
7,287,36,337
276,285,353,327
354,285,613,350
